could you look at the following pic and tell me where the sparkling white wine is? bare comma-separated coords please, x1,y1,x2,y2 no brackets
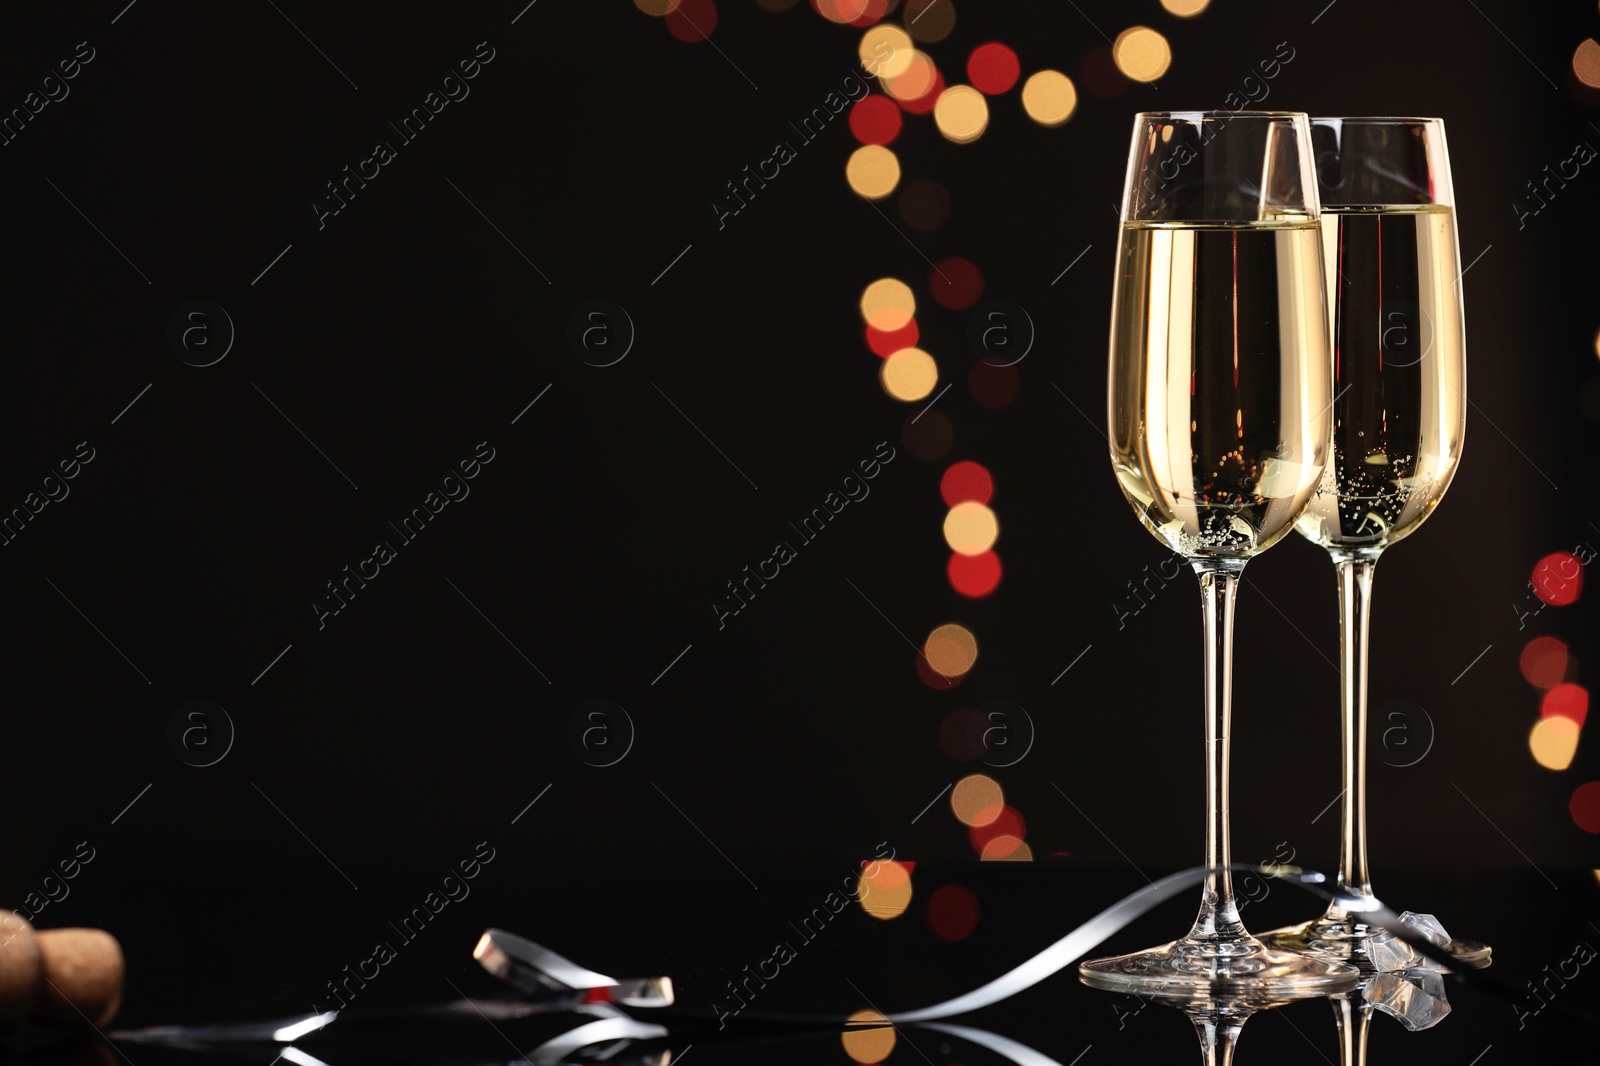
1109,222,1331,559
1295,206,1465,552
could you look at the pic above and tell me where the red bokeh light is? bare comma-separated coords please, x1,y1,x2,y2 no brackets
1520,636,1569,689
967,43,1021,94
866,318,919,357
900,68,945,114
1542,683,1590,728
666,0,718,41
810,0,869,21
930,256,984,309
1570,781,1600,834
1532,551,1584,607
939,705,987,760
849,94,904,145
940,460,994,505
926,884,980,941
969,804,1025,853
1079,45,1130,98
969,361,1021,409
948,550,1002,598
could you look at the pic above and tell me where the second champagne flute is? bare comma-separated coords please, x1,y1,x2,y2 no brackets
1079,111,1357,998
1259,117,1488,970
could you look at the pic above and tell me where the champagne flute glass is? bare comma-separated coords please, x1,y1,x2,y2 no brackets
1079,112,1357,997
1258,117,1488,970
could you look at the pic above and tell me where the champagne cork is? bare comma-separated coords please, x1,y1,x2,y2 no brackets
0,911,123,1029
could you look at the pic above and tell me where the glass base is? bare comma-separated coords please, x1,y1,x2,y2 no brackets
1078,932,1361,1001
1258,914,1492,973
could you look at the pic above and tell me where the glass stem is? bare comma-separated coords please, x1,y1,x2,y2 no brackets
1331,553,1379,916
1330,995,1371,1066
1189,560,1246,941
1189,1009,1245,1066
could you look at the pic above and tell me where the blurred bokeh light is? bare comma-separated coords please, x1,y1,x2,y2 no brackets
1021,70,1078,125
881,346,938,401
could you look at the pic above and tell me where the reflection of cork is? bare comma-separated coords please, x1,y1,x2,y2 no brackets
0,910,123,1029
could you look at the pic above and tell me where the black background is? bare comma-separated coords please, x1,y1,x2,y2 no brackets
1,0,1597,1048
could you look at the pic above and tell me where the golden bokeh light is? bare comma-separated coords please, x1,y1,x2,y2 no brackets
1530,715,1581,771
860,278,915,330
1021,70,1078,126
933,85,989,144
884,50,938,102
1113,26,1173,82
857,859,913,920
1575,38,1600,89
925,622,978,676
861,25,915,79
633,0,680,14
1594,327,1600,360
903,0,955,42
951,772,1003,826
1160,0,1209,15
881,346,938,401
944,501,999,555
847,145,901,200
842,1010,897,1063
981,835,1034,861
